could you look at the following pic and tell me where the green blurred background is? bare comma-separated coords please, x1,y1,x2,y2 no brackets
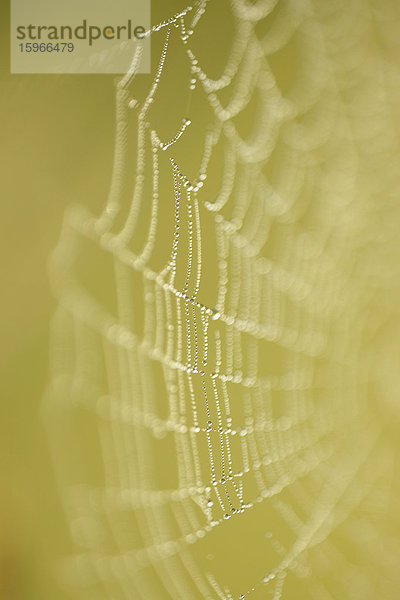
1,4,113,598
2,1,400,598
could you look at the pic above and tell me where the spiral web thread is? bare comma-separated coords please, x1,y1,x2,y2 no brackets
45,1,400,599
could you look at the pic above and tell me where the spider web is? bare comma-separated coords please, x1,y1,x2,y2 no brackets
44,1,400,599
